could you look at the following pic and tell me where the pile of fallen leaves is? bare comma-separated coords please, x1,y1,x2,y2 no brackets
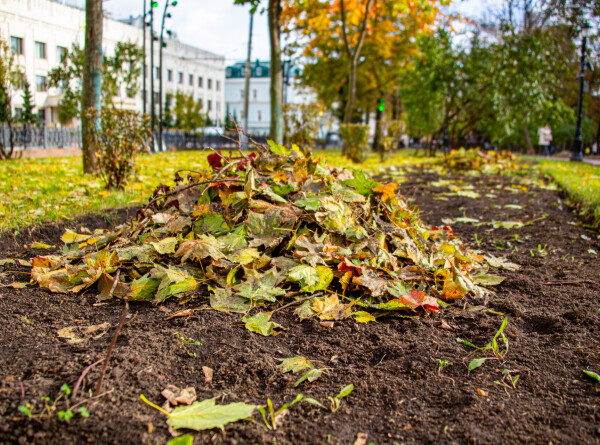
442,148,519,173
31,140,517,332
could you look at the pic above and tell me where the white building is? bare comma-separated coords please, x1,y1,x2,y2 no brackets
225,60,315,135
0,0,225,127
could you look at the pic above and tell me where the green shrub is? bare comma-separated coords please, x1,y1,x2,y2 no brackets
340,123,369,163
86,107,151,189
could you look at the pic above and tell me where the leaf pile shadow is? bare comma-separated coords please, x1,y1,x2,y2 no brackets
31,140,517,324
441,148,519,173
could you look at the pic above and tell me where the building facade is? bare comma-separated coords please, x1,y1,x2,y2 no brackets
0,0,225,127
225,60,315,135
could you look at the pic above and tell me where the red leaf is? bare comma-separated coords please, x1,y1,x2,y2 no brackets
207,152,223,170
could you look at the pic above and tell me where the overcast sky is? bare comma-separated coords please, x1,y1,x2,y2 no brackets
102,0,500,65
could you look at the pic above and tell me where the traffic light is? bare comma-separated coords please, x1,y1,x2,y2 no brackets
378,98,385,112
151,1,158,7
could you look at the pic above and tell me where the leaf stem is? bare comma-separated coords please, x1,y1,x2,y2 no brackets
139,394,171,417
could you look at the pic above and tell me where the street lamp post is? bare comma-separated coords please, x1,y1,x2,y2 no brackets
149,1,157,146
142,0,146,115
159,1,177,153
571,21,591,162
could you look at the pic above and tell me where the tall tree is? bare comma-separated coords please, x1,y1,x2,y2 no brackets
235,0,284,142
268,0,284,143
0,39,19,160
50,42,143,124
286,0,443,125
20,77,38,126
81,0,103,173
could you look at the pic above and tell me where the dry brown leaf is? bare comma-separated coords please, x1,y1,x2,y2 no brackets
312,294,352,320
202,366,214,384
354,432,368,445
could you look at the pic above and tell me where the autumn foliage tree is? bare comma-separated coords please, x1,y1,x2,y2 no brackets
284,0,447,125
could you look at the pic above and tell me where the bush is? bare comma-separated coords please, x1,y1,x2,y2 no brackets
86,107,151,189
283,103,324,154
340,123,369,163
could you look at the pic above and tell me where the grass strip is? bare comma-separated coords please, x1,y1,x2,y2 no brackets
536,159,600,229
0,149,430,231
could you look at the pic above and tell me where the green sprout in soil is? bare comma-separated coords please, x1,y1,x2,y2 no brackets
258,393,305,430
18,383,90,422
495,369,520,392
457,316,509,372
175,332,202,358
583,370,600,392
327,383,354,412
434,359,453,375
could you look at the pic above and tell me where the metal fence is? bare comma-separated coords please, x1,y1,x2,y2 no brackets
2,125,320,153
1,125,82,151
163,131,269,150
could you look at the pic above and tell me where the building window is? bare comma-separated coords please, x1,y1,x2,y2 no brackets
155,67,160,79
10,36,23,55
226,68,232,77
199,99,203,109
189,74,193,86
38,109,46,125
36,75,48,92
207,79,212,89
216,101,220,113
178,72,183,84
198,76,203,88
208,99,212,111
240,89,244,99
56,45,67,63
167,69,173,82
57,79,65,93
256,66,262,76
253,89,257,99
257,110,262,122
35,41,46,59
216,80,221,91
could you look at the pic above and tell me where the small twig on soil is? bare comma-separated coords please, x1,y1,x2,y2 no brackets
94,301,129,397
537,280,588,286
19,380,24,402
272,292,324,313
108,270,121,299
143,178,241,211
73,359,104,398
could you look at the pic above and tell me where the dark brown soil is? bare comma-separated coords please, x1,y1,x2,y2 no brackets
1,169,599,445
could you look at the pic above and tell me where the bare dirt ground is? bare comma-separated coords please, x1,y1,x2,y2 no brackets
0,167,599,445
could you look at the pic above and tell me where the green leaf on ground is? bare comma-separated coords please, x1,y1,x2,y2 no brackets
468,357,488,371
583,370,600,383
242,312,284,336
167,398,257,431
342,170,381,196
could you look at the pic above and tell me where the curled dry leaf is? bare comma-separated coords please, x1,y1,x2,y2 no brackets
202,366,214,384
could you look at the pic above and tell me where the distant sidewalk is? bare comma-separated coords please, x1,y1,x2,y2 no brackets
16,148,83,159
532,153,600,166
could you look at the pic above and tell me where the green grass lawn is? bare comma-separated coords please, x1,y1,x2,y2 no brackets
0,149,430,231
536,159,600,228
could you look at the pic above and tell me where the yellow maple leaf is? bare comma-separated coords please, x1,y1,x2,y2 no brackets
312,294,353,320
373,183,398,202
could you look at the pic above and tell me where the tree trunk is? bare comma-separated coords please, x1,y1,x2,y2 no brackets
268,0,283,144
340,0,372,125
243,11,254,131
344,61,357,124
523,124,534,155
81,0,103,173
